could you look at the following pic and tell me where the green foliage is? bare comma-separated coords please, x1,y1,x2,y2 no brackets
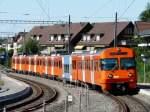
23,38,40,55
0,48,5,53
139,2,150,21
0,79,4,86
133,47,150,83
17,47,23,55
8,49,14,57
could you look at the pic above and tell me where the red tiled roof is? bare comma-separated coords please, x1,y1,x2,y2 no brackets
135,21,150,32
86,21,132,45
39,22,89,44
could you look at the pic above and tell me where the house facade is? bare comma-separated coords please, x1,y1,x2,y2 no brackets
135,21,150,47
76,21,134,51
13,21,135,54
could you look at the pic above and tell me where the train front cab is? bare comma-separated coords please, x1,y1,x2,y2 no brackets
98,47,137,92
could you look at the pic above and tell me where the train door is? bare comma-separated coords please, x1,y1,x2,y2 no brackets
15,57,17,70
28,57,31,73
94,56,100,85
58,57,62,78
11,57,14,70
51,56,54,76
77,56,84,82
62,55,72,82
45,56,48,76
55,57,59,77
33,56,37,74
47,57,51,76
85,56,91,83
72,56,78,81
90,55,95,84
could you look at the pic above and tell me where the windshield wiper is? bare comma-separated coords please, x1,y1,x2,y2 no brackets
111,64,118,70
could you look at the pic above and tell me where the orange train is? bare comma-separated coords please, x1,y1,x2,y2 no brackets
12,47,138,91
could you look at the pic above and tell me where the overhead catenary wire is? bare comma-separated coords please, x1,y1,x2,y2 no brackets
89,0,113,18
35,0,51,20
82,0,137,22
119,0,136,18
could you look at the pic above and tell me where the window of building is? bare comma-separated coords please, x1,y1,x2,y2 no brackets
37,35,42,40
87,35,91,41
58,35,61,41
125,28,133,35
83,35,87,41
54,35,58,41
49,35,54,41
33,35,36,40
96,35,100,41
10,44,13,48
121,40,126,45
65,35,69,41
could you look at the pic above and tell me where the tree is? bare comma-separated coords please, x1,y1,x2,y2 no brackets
23,38,40,55
139,2,150,21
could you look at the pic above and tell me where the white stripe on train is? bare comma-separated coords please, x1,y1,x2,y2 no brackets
82,56,85,82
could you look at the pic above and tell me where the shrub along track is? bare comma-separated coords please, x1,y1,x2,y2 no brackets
3,73,57,112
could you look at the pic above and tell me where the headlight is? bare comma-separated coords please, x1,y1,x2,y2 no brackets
108,74,113,78
128,73,133,77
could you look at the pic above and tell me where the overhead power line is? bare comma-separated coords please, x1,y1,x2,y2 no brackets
0,20,67,24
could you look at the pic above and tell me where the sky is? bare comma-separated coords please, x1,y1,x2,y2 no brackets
0,0,149,37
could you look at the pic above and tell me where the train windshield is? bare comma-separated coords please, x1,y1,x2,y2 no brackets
120,58,136,70
101,58,118,70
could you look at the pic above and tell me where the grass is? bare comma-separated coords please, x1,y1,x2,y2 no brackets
0,79,4,86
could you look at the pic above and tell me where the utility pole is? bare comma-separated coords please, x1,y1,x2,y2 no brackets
23,29,25,55
114,12,118,47
68,14,71,54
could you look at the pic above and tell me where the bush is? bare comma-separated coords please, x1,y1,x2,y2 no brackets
133,47,150,83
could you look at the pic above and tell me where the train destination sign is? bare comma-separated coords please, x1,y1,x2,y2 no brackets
110,52,128,55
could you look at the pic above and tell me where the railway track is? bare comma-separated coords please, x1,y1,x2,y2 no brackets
118,95,150,112
2,73,57,112
1,66,150,112
101,92,129,112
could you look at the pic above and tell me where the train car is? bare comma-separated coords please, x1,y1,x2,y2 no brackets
11,47,137,92
11,56,16,70
96,47,137,91
62,55,72,82
72,47,137,91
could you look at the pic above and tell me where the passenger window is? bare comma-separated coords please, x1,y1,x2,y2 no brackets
72,61,76,69
64,64,69,73
94,61,99,71
48,60,51,66
59,61,62,68
91,61,93,70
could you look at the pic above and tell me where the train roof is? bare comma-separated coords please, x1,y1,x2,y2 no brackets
71,49,105,56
